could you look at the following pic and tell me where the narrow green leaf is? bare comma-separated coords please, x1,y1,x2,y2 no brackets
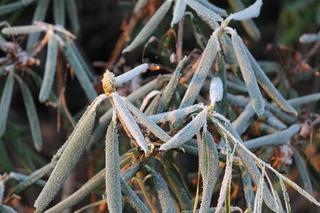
227,0,261,41
121,179,151,213
229,0,263,21
160,107,207,151
125,99,171,142
198,129,219,213
9,163,55,197
112,93,148,153
194,0,227,16
39,30,58,103
279,178,291,213
123,0,172,53
61,40,97,101
240,166,254,210
231,31,265,116
0,70,14,138
244,124,301,150
0,2,26,16
148,167,176,213
158,56,189,112
66,0,80,34
34,94,106,212
293,149,313,195
179,29,220,108
2,25,44,35
105,112,122,213
16,76,42,151
186,0,221,29
53,0,66,26
246,48,297,115
253,169,265,213
27,0,50,50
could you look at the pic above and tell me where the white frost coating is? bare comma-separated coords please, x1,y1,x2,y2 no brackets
112,93,148,153
115,63,149,86
195,0,227,16
299,33,320,43
209,77,223,105
0,180,4,201
159,107,208,150
229,0,263,21
140,90,162,111
171,0,186,26
186,0,223,22
148,104,204,123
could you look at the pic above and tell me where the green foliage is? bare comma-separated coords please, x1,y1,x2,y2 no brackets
0,0,320,212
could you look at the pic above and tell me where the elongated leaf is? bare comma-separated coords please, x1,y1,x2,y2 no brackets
171,0,186,26
186,0,220,29
264,110,287,130
245,48,297,115
288,93,320,108
53,0,66,26
39,30,58,103
46,166,138,212
105,113,122,213
34,94,106,212
229,0,263,21
253,170,265,213
9,163,55,197
158,56,189,112
244,124,301,150
160,107,207,150
27,0,50,50
149,168,176,213
0,70,14,138
112,93,148,153
231,32,265,116
16,77,42,151
150,104,203,123
232,102,255,135
121,179,151,213
194,0,227,16
293,149,313,195
123,0,172,53
61,40,97,101
115,63,149,86
180,29,220,108
0,1,30,16
125,99,171,142
66,0,80,34
2,25,44,35
198,129,219,213
240,166,254,209
279,178,291,213
227,0,261,41
214,148,234,213
210,114,279,211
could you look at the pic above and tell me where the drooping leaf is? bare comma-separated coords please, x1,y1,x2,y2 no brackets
39,29,58,103
16,76,43,151
0,70,15,138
